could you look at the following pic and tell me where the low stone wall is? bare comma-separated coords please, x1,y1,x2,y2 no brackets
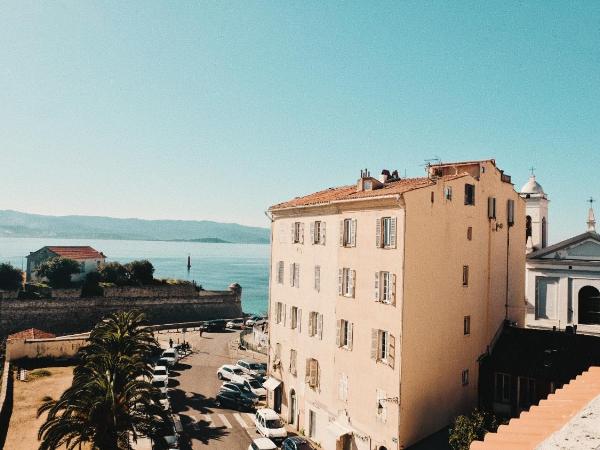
0,360,12,448
6,335,89,361
0,285,243,337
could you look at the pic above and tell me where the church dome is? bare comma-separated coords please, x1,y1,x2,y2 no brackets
521,175,545,195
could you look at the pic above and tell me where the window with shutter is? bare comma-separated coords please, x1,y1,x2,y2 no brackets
445,186,453,200
298,308,302,333
291,223,296,243
339,220,345,246
299,223,305,244
290,264,295,287
388,334,395,369
464,316,470,335
310,222,315,244
277,261,284,284
338,269,343,295
314,265,320,292
289,349,297,375
336,320,341,347
462,369,469,386
467,226,473,241
305,359,311,383
488,197,497,219
391,274,397,305
347,322,353,350
370,329,378,360
465,184,476,205
351,219,357,247
320,221,326,245
283,305,287,327
290,306,298,329
389,217,397,248
295,264,300,288
374,272,380,301
463,265,469,286
350,270,356,298
507,199,515,226
317,314,323,339
376,218,382,248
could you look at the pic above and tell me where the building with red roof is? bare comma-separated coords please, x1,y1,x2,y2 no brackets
26,245,106,282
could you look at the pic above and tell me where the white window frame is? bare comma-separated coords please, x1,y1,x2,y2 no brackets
293,222,302,244
338,319,353,350
445,186,453,200
382,217,392,247
379,330,389,361
313,221,321,244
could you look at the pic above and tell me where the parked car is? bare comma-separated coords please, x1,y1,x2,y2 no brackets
156,417,179,449
248,437,277,450
151,378,168,395
241,376,267,399
255,408,287,444
161,348,179,367
236,360,267,377
152,365,169,381
245,315,263,327
217,364,246,383
205,319,227,332
219,381,259,403
281,436,315,450
226,318,245,329
215,390,256,411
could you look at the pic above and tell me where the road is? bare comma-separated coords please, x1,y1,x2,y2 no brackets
158,329,265,450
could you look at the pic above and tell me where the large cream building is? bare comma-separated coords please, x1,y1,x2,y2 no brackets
265,160,526,450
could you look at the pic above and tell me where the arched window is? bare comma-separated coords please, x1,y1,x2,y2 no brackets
579,286,600,325
526,216,532,241
542,217,547,248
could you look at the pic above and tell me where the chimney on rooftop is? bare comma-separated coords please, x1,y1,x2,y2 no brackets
380,169,390,183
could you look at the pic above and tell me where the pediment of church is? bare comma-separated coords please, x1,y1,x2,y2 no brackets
529,232,600,261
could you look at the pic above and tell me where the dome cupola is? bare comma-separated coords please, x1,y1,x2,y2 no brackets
520,175,545,195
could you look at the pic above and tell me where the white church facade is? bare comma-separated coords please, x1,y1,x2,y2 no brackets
522,175,600,335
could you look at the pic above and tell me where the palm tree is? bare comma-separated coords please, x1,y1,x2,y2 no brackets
37,311,170,450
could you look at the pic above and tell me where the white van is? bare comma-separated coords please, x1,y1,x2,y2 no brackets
255,408,287,444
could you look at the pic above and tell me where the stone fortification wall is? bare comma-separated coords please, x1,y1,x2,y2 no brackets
0,284,242,337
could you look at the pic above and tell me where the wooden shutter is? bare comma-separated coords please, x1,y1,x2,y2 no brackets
278,261,284,284
310,222,315,244
388,334,396,369
315,266,320,292
376,218,382,248
298,308,302,333
507,199,515,225
295,264,300,288
309,359,318,387
283,305,287,327
390,217,397,248
305,359,311,383
300,223,305,244
348,323,353,350
290,264,294,287
351,219,357,247
371,329,378,360
321,221,326,245
391,274,397,306
336,320,341,347
374,272,380,301
488,197,495,219
317,314,323,339
350,270,356,298
339,220,344,246
291,223,296,243
338,269,343,295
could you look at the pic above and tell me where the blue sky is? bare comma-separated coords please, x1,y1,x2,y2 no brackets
0,1,598,242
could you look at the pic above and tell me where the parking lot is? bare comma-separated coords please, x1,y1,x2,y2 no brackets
155,328,269,450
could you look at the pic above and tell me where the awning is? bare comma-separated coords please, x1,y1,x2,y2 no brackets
326,420,353,439
263,376,282,391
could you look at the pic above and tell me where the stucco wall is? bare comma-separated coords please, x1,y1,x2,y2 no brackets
399,162,526,447
0,286,242,337
6,335,89,361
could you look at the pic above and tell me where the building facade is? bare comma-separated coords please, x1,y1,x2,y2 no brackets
522,176,600,335
26,246,106,282
266,160,526,450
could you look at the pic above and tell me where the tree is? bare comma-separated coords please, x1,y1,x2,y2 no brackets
125,260,155,285
449,409,500,450
81,272,103,297
36,257,81,288
37,311,169,450
98,262,129,285
0,263,23,290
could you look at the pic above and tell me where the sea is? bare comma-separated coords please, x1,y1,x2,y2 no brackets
0,237,270,315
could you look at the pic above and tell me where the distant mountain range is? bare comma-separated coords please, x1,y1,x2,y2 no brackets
0,210,270,244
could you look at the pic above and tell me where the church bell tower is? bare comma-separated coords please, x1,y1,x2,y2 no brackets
520,173,549,252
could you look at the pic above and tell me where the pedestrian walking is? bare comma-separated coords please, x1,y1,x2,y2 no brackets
169,338,173,348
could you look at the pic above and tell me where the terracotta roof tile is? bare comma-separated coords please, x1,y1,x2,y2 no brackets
7,328,56,340
269,174,467,210
46,246,105,260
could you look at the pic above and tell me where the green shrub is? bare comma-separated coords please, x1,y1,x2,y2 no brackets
29,369,52,380
0,263,23,290
449,409,500,450
36,257,81,288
